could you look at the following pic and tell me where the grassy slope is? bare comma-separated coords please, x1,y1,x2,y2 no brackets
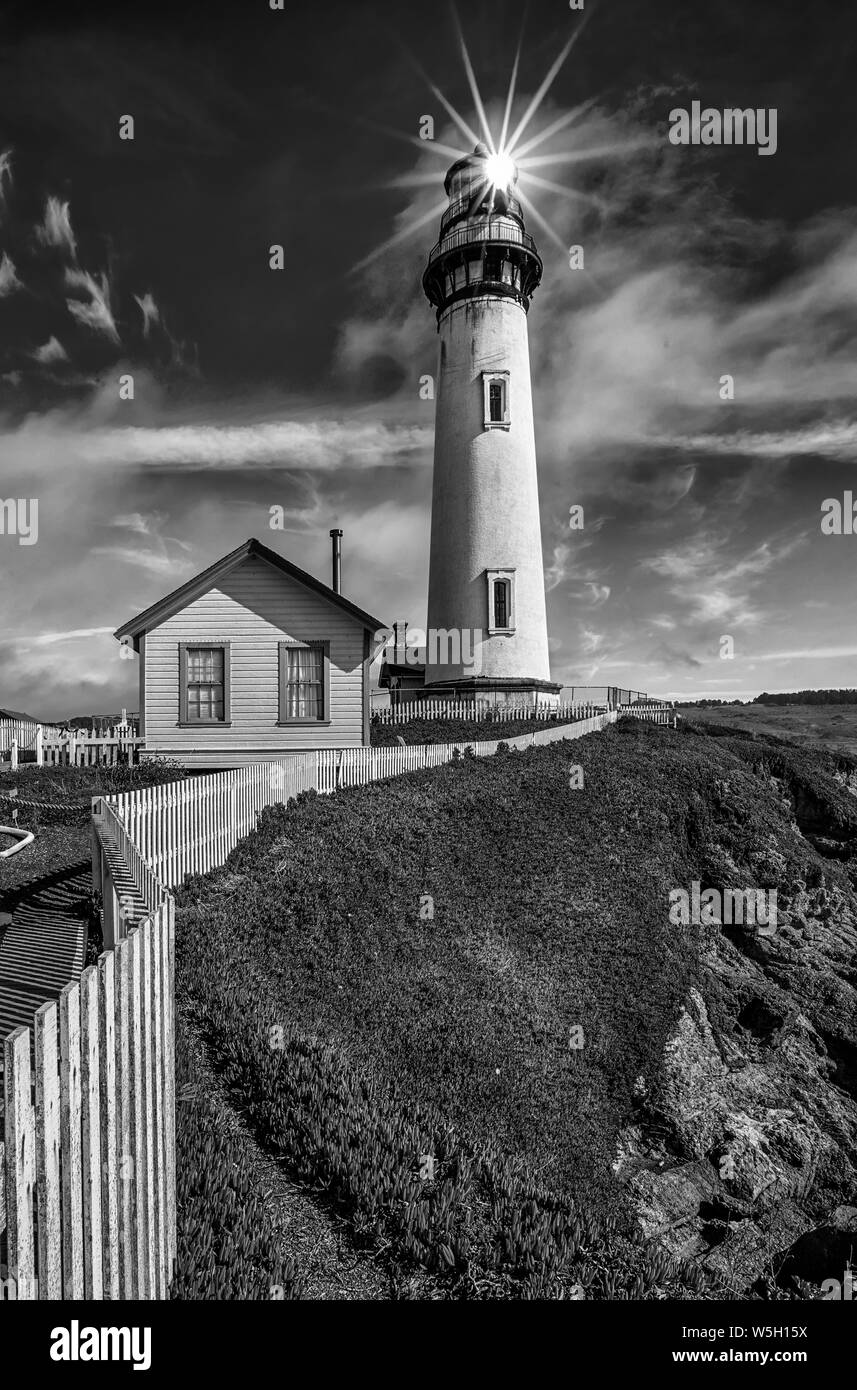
370,715,589,746
180,724,702,1204
174,719,857,1296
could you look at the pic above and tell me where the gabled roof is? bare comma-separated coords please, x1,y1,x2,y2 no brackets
0,707,50,723
114,537,388,646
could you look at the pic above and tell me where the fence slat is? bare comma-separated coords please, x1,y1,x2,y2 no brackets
128,928,148,1298
80,965,104,1299
140,919,157,1298
59,981,84,1299
98,949,120,1299
35,1001,62,1299
115,933,136,1297
5,1027,36,1300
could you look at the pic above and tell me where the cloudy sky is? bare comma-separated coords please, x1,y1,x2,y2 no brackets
1,0,855,718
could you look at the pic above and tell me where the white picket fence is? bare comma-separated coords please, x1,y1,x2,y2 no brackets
371,700,604,725
5,713,141,769
618,704,676,726
0,717,60,758
97,713,615,891
0,887,175,1300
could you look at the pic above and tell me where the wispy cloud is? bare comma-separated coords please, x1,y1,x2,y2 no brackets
65,267,119,342
655,420,857,461
0,149,12,206
0,626,115,648
30,336,68,364
0,251,22,296
133,291,160,338
35,196,77,257
30,418,433,471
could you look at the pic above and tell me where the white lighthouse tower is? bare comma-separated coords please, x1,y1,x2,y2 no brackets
421,142,560,707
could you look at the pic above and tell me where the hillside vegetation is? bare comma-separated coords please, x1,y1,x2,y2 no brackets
370,713,584,745
175,720,857,1298
679,701,857,759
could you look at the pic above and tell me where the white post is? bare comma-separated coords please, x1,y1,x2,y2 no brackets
36,724,43,766
10,738,17,770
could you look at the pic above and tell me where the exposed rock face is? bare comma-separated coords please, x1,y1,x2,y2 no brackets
615,733,857,1297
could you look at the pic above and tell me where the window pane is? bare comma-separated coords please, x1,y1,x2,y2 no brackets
188,647,223,682
489,381,504,422
186,646,225,721
285,646,323,718
494,580,508,628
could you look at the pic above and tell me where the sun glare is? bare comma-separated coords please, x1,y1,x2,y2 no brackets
352,5,632,275
485,150,516,191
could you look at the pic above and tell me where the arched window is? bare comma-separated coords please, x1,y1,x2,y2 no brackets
493,579,510,629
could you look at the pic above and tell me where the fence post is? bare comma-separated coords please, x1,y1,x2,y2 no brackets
36,724,43,765
10,737,17,770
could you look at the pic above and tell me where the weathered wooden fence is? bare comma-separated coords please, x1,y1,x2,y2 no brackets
0,899,175,1299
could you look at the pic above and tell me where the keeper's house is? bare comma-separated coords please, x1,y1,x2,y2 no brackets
114,537,386,769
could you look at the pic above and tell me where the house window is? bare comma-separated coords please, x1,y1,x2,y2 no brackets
179,643,231,725
486,569,516,634
482,371,510,430
279,641,331,724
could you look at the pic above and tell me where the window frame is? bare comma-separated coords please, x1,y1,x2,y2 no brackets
486,569,516,635
178,641,232,726
482,370,511,431
278,639,332,725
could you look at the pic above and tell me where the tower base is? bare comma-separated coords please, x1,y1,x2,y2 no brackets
421,675,562,710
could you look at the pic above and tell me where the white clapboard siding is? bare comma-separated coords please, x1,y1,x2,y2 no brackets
144,554,368,755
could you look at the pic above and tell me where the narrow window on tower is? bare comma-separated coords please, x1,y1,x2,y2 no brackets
494,578,509,627
486,569,516,634
482,371,510,430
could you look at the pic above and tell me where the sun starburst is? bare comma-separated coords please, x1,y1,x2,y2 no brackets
351,7,642,275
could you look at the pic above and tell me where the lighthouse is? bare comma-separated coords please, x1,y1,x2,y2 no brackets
421,142,560,707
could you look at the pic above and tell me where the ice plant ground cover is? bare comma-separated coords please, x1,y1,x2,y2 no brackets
172,719,857,1297
369,714,588,746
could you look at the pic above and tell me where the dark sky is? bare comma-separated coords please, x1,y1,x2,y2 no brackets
1,0,856,716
